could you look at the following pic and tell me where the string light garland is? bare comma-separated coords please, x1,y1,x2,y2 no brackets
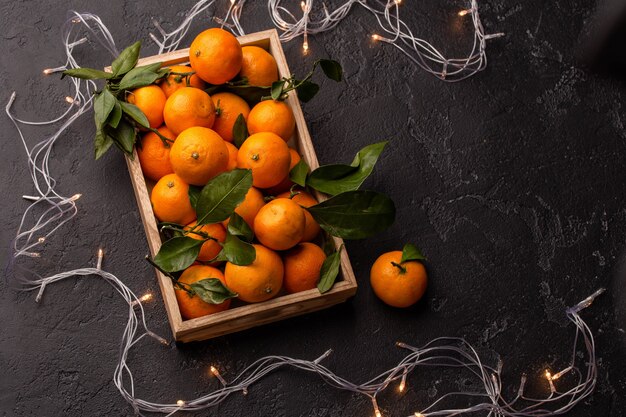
18,248,603,417
6,4,602,417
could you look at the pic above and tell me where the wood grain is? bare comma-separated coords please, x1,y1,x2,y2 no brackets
122,29,357,342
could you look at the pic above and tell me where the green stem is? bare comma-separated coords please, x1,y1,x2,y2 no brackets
391,261,407,274
144,255,193,294
148,127,174,147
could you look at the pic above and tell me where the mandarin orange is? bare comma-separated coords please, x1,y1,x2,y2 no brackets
176,265,231,319
223,186,265,228
186,221,227,262
247,100,295,142
282,243,326,293
127,85,166,128
189,28,242,85
211,92,250,142
150,173,196,224
163,87,216,135
254,198,306,250
264,148,301,195
169,127,228,186
236,132,291,188
224,244,283,303
239,46,279,87
160,65,206,98
277,190,320,242
137,126,176,182
224,141,238,171
370,251,428,308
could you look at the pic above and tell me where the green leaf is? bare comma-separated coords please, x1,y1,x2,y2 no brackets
107,101,122,128
289,159,309,187
94,130,114,160
62,67,113,80
296,80,320,103
189,278,238,304
188,185,202,212
111,41,141,76
232,113,249,148
307,141,387,195
307,190,395,239
154,236,204,272
107,119,136,155
220,84,271,104
196,169,253,225
93,89,117,128
214,233,256,266
319,59,343,82
318,245,343,293
119,101,150,128
118,66,161,90
271,80,284,100
227,212,254,242
400,243,426,263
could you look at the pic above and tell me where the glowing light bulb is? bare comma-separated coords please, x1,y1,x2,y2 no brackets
394,0,402,4
65,96,75,104
70,193,82,201
302,40,309,54
210,365,228,386
43,68,53,75
371,34,380,41
398,380,405,392
176,400,185,407
301,1,306,11
131,293,153,307
415,413,425,417
97,248,104,270
71,17,81,23
38,237,46,244
545,370,552,380
458,9,472,16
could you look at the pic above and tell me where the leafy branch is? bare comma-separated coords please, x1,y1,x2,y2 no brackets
265,59,342,102
62,41,171,160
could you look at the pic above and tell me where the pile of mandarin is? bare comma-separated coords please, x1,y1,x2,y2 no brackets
130,28,328,320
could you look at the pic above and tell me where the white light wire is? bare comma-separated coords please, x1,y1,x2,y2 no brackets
21,252,603,417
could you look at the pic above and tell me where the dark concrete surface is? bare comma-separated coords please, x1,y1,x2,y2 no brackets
1,1,625,416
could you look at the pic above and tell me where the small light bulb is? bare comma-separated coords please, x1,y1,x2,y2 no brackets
302,41,309,54
375,410,382,417
415,413,425,417
38,237,46,244
210,366,228,386
458,9,472,16
65,96,75,104
131,293,153,307
70,193,82,201
545,370,552,380
97,248,104,270
301,1,306,11
394,0,402,4
43,68,53,75
230,0,235,3
371,34,380,41
71,17,81,23
398,381,405,392
176,400,185,407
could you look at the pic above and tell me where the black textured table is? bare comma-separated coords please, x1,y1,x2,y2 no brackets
1,1,625,416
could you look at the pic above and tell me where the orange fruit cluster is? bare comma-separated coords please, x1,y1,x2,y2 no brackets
133,28,329,320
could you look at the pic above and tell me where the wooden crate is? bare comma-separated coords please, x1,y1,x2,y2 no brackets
123,29,357,342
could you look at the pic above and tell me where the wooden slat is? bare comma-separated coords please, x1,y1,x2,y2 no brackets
122,29,357,342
